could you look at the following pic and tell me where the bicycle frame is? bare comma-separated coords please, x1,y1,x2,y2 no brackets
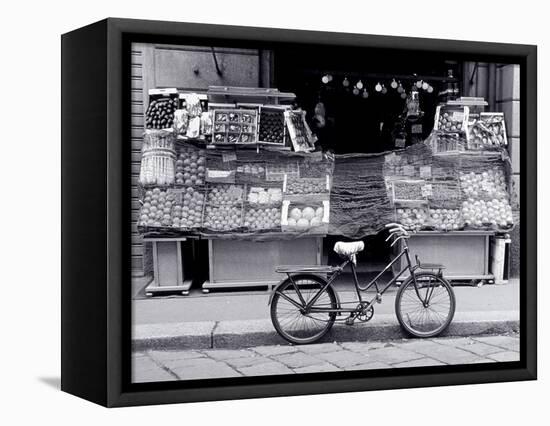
282,241,420,315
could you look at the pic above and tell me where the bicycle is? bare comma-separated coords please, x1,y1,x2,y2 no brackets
269,223,456,345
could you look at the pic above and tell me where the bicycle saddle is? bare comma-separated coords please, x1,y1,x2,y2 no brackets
333,241,365,258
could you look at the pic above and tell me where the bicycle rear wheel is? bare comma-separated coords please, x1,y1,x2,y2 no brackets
395,272,455,338
270,274,337,345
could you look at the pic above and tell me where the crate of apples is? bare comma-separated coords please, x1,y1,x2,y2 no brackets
139,188,176,228
244,207,281,231
428,208,463,231
203,184,245,232
175,146,206,187
396,206,428,231
171,187,205,230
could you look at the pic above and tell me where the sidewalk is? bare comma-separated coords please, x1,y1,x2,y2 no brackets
132,333,520,383
132,279,520,350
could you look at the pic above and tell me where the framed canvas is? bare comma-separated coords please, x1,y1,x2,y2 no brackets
61,18,537,407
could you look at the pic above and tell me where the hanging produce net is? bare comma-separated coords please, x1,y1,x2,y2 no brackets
329,152,394,238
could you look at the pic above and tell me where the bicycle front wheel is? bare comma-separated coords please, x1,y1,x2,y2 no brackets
270,274,337,345
395,272,455,338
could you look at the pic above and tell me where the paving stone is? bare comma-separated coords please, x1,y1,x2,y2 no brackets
297,342,342,355
238,361,294,376
314,350,369,368
131,356,175,383
202,349,255,360
147,350,206,362
293,363,341,374
487,351,520,362
473,335,520,352
366,346,425,365
344,362,392,371
451,341,504,357
226,354,272,368
392,357,445,368
132,367,177,383
274,352,324,368
167,358,241,380
252,345,298,357
407,344,485,365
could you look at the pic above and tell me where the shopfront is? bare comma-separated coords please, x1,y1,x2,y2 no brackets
131,41,519,295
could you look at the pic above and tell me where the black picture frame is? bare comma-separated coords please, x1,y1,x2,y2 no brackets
61,18,537,407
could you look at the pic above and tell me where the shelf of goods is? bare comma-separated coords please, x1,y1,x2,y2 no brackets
392,230,494,283
202,237,323,292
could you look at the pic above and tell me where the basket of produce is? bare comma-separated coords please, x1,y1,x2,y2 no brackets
467,112,508,150
202,184,245,232
236,162,266,183
243,205,282,232
169,187,206,232
434,105,469,134
461,199,514,230
281,200,329,234
428,180,462,208
175,143,206,187
426,208,464,232
395,205,429,232
139,130,176,186
212,109,258,145
391,180,430,203
246,185,283,207
145,89,179,130
459,168,509,201
265,161,300,182
259,106,288,146
284,110,315,152
283,176,330,197
137,188,181,236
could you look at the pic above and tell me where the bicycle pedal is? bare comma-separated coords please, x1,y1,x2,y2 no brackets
376,293,382,303
345,317,355,326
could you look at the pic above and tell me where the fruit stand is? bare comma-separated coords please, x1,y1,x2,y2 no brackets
136,86,515,294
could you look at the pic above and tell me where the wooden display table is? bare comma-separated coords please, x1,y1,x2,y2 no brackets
202,237,323,292
143,237,197,296
393,230,495,283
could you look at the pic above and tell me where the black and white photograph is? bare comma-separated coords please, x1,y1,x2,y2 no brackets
130,40,522,384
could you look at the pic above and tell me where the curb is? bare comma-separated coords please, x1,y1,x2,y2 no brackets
132,311,519,351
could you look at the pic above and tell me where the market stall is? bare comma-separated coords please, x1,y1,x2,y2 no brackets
136,83,514,295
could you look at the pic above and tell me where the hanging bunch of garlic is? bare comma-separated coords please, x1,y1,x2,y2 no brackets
139,130,176,186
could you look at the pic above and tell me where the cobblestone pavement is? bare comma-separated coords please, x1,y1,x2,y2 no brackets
132,333,520,383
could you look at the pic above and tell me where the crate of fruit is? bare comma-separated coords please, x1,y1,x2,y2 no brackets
281,200,329,234
434,105,469,135
394,204,430,232
202,184,245,233
391,179,429,203
265,161,300,182
283,175,330,202
246,185,283,207
467,112,508,150
243,205,282,233
425,207,464,232
258,105,288,146
212,109,258,145
137,187,185,237
235,161,266,183
174,143,206,187
145,88,179,130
